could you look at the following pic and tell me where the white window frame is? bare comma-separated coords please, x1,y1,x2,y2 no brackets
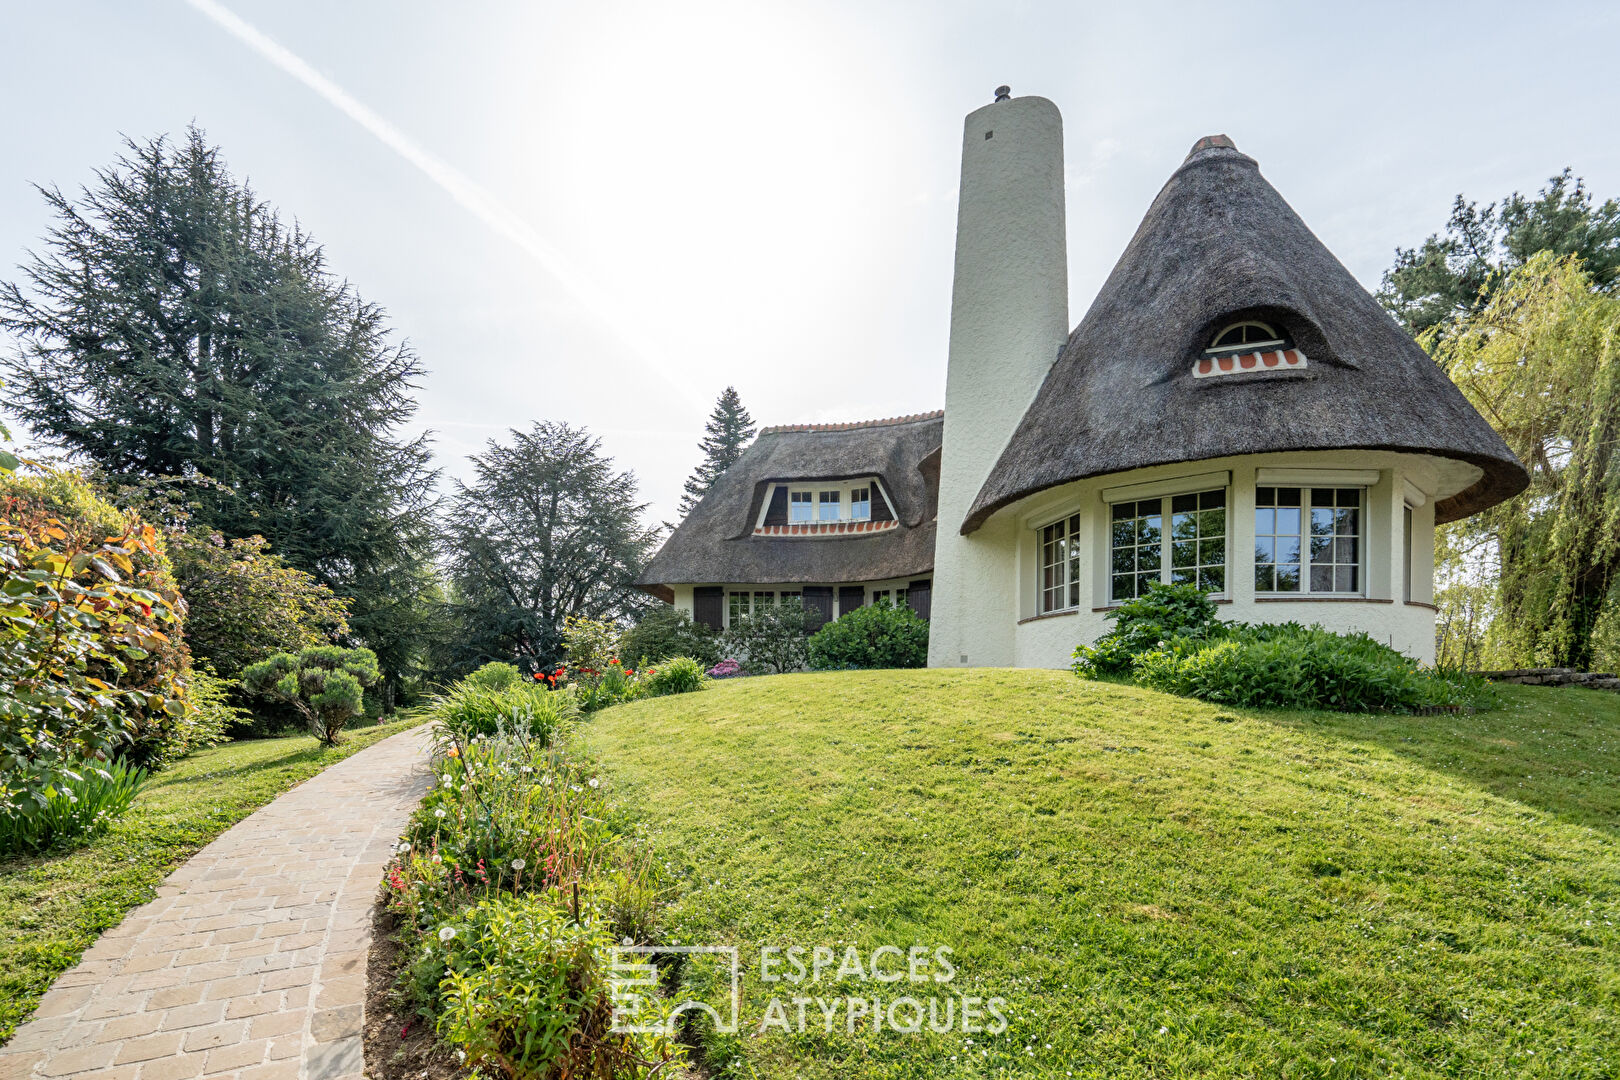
1038,513,1082,613
767,479,889,527
1206,320,1285,354
817,490,841,521
789,490,813,523
1253,485,1366,597
1105,486,1231,605
727,590,776,626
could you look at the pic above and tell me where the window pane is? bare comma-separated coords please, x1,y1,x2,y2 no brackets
1172,540,1197,568
1336,565,1357,593
1276,487,1302,507
1171,512,1197,541
1255,507,1275,534
1136,516,1161,545
1254,564,1275,592
1111,575,1133,601
1201,537,1224,566
1201,489,1227,509
1276,536,1301,564
1136,572,1158,595
1335,507,1358,534
1171,492,1197,514
1111,548,1134,575
1277,508,1301,534
1171,567,1195,585
1111,521,1134,547
1112,502,1135,521
819,491,840,521
1200,565,1225,592
1275,565,1301,591
1311,565,1333,591
1256,486,1275,505
1254,537,1274,562
1311,535,1333,563
1311,508,1335,537
1139,544,1162,571
851,487,871,520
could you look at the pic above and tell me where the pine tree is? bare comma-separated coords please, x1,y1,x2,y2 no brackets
0,127,440,698
678,387,756,517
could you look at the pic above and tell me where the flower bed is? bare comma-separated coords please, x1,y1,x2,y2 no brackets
379,713,680,1077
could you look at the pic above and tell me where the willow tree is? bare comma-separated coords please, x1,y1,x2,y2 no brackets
1428,252,1620,668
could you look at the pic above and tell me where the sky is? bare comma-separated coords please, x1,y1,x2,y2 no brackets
2,0,1618,526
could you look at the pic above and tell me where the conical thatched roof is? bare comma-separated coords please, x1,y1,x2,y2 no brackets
963,138,1528,534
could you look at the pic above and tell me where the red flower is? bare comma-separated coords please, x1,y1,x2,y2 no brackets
533,672,544,681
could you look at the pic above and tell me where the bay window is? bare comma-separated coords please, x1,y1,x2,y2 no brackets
1039,513,1082,612
1254,486,1362,594
1108,488,1227,602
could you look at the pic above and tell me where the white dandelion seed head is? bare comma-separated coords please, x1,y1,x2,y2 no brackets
434,808,448,819
511,858,526,871
439,926,457,942
588,778,599,788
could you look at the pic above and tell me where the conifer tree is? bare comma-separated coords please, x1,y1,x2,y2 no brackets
678,387,756,517
0,127,439,698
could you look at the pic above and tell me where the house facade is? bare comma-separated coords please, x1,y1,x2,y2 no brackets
637,93,1528,667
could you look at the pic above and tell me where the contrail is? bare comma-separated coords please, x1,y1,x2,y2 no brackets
181,0,699,408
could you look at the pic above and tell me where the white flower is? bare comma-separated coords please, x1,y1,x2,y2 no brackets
588,778,600,789
441,776,452,787
570,785,581,793
511,858,526,871
397,842,411,854
435,808,448,819
1158,1026,1168,1035
520,765,533,774
439,926,457,942
431,854,442,864
622,936,633,946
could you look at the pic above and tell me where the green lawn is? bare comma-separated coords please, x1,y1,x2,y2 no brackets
585,671,1620,1079
0,717,422,1043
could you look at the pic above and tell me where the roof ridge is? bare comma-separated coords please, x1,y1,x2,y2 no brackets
760,409,944,435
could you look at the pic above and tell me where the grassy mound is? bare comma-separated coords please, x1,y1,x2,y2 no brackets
584,669,1619,1078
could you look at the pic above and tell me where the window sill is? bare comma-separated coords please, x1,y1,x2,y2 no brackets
1019,608,1079,625
1092,598,1231,612
1253,595,1392,604
1404,600,1438,611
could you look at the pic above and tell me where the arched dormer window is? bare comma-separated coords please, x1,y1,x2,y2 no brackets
1193,319,1307,379
1205,321,1285,354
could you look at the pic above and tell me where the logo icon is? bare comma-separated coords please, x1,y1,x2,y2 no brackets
609,945,740,1035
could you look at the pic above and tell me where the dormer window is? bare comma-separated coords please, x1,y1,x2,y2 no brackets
757,479,897,535
1205,321,1284,353
1194,320,1307,379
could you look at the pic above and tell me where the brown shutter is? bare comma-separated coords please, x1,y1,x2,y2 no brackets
907,579,932,620
838,586,866,617
871,483,894,523
693,586,724,630
764,485,789,526
801,586,834,630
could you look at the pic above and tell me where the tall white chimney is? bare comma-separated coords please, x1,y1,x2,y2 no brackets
928,89,1068,668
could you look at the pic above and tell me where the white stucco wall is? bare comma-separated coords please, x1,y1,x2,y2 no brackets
969,450,1471,669
929,94,1069,669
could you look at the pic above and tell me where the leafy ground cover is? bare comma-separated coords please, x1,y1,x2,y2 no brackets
0,717,422,1043
584,669,1620,1078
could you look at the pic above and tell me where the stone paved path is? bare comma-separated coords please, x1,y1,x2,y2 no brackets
0,726,433,1080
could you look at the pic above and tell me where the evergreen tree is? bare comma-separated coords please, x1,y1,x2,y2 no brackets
440,422,659,676
678,386,756,517
0,128,440,697
1379,169,1620,334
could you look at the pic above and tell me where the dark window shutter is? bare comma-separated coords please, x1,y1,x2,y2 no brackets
764,485,789,526
838,586,865,617
907,579,932,620
802,586,834,631
871,483,894,522
693,586,724,630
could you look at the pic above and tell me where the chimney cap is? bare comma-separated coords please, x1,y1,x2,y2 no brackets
994,85,1011,102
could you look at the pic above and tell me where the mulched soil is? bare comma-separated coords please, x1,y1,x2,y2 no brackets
363,900,463,1080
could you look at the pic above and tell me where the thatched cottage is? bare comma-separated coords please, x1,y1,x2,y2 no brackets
637,91,1527,667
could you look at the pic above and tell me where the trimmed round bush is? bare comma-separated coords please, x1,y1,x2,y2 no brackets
807,602,929,670
462,661,521,692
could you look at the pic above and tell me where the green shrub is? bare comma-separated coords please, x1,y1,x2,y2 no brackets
1071,583,1225,677
436,894,676,1078
642,656,707,696
462,661,521,692
137,666,241,769
620,606,720,669
1132,623,1498,713
241,645,380,745
722,598,811,674
432,683,577,744
0,757,148,854
807,601,929,670
562,614,622,678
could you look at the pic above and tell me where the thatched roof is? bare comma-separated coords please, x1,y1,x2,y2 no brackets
637,412,942,587
963,137,1528,534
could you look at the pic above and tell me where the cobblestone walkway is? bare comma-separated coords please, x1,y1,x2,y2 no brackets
0,726,432,1080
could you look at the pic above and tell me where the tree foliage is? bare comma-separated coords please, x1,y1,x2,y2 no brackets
166,531,348,680
721,599,811,674
440,423,658,676
1426,253,1620,669
677,386,755,518
1379,169,1620,335
619,606,720,669
0,468,188,814
0,127,439,693
242,645,379,746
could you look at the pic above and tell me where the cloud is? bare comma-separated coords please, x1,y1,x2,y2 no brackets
180,0,699,407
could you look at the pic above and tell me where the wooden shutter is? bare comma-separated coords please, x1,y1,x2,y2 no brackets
764,485,789,526
907,579,932,620
693,586,724,630
839,586,866,617
801,586,834,630
871,483,894,522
